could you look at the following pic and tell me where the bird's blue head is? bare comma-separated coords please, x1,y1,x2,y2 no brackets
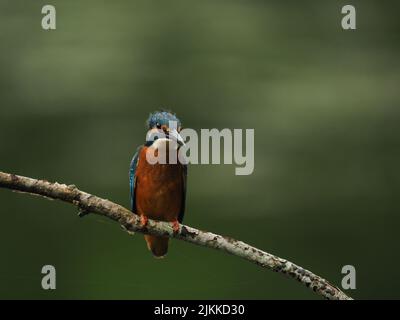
147,110,182,130
146,110,184,146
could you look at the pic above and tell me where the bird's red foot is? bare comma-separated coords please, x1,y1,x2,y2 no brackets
171,220,180,234
140,215,148,227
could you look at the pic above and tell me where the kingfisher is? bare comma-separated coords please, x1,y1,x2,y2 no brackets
129,111,187,258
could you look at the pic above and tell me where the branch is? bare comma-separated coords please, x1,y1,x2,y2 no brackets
0,171,352,300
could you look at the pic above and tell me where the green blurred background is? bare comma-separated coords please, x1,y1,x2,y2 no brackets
0,0,399,299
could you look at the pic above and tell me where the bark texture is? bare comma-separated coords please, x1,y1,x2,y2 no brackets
0,171,352,300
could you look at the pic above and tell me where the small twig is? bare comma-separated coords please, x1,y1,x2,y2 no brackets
0,171,352,300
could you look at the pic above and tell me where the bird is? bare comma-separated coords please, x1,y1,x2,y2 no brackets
129,110,187,258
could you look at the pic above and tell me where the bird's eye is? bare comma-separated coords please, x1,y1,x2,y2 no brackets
156,123,161,129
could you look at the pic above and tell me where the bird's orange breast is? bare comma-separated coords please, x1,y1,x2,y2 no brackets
135,146,184,222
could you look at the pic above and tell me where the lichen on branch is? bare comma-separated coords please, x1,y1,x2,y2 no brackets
0,171,352,300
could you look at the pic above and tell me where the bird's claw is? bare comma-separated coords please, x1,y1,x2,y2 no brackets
171,220,180,234
140,215,148,227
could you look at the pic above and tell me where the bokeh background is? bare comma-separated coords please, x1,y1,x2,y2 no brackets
0,0,399,299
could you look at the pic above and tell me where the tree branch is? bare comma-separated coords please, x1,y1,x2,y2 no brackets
0,171,352,300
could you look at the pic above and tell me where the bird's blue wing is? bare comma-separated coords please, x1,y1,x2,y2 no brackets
178,164,187,223
129,146,143,213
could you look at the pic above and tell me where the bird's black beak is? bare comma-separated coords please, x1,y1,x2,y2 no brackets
167,128,185,147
